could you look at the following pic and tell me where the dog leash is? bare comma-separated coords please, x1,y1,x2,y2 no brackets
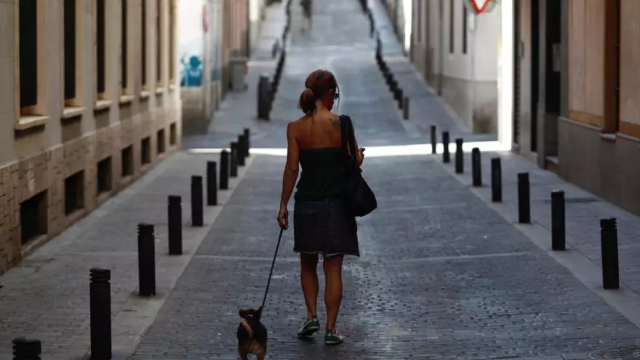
260,227,284,310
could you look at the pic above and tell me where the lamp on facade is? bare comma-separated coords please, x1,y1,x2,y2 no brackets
464,0,499,15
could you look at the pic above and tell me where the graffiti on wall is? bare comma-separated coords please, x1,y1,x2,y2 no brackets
178,1,205,87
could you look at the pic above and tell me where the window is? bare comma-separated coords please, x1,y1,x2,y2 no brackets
157,129,166,154
64,0,77,101
169,0,175,83
19,0,38,110
142,0,147,88
156,0,162,84
65,171,85,215
462,5,468,54
121,145,134,177
96,0,106,96
449,0,455,54
122,0,128,91
97,157,112,194
20,191,48,244
141,137,151,164
169,122,177,145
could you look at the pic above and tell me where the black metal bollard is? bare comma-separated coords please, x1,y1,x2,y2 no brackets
442,131,450,163
89,268,111,359
207,162,218,206
390,78,397,92
396,88,404,108
230,142,239,178
13,337,42,360
472,148,482,186
220,150,229,190
551,190,566,251
517,173,531,224
257,74,271,120
138,224,156,296
237,135,246,167
455,138,464,174
403,97,409,120
244,128,251,156
191,176,204,227
600,218,620,289
430,125,437,154
491,158,502,202
168,195,183,255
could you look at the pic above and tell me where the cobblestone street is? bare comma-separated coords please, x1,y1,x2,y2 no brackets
2,0,640,359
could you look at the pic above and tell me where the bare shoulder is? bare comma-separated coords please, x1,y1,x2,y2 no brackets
328,112,341,128
287,117,305,133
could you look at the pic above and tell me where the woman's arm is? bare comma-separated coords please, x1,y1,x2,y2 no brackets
279,122,300,209
351,123,364,165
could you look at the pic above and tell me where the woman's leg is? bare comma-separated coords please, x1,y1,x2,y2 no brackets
300,253,319,319
323,255,344,332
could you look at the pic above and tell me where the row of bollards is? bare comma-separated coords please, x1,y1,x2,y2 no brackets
374,32,410,120
258,8,291,121
432,125,621,291
12,130,253,359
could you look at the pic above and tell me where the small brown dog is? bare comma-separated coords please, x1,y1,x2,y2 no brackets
237,307,268,360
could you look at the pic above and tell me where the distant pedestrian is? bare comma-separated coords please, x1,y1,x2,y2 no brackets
300,0,312,33
277,69,365,345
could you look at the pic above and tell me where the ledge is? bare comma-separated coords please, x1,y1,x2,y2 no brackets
61,107,85,119
169,84,176,92
600,133,617,143
140,91,150,101
155,88,165,96
119,95,134,105
15,115,49,131
94,100,113,112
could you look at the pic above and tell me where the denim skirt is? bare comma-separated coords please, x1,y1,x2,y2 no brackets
293,199,359,257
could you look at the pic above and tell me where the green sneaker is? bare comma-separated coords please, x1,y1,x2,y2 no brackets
296,315,320,337
324,329,345,345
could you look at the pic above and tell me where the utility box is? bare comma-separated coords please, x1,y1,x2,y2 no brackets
230,57,248,92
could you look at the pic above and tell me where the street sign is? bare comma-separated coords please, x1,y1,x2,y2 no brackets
465,0,498,15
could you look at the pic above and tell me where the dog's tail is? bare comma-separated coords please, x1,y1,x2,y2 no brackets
240,318,254,339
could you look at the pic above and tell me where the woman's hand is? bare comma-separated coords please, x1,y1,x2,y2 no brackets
277,206,289,230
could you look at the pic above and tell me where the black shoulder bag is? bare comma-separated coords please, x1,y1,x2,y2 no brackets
340,115,377,217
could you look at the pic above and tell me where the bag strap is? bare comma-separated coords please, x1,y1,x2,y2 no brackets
339,115,358,166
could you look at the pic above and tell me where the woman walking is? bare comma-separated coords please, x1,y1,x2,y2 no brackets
277,69,364,345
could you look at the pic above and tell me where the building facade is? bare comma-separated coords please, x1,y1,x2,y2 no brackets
407,0,501,133
0,0,180,273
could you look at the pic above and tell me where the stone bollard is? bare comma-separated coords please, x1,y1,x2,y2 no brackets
403,97,409,120
191,176,204,227
430,125,437,154
600,218,620,289
471,148,482,186
237,135,246,167
491,158,502,202
207,162,218,206
244,128,251,157
89,268,111,359
230,142,239,178
220,150,229,190
137,224,156,296
257,74,271,120
168,195,183,255
13,337,42,360
454,138,464,174
396,88,403,108
551,190,565,251
517,173,531,224
442,131,450,163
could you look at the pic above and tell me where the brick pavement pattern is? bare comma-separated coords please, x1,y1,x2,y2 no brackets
131,0,640,359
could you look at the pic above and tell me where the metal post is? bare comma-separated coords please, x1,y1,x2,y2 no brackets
220,150,229,190
207,162,218,206
137,224,156,296
491,158,502,202
89,268,111,359
430,125,437,154
258,74,271,120
601,218,620,289
244,128,251,156
442,131,450,163
396,88,403,108
551,190,566,251
403,97,409,120
191,176,204,227
471,148,481,186
230,142,239,178
237,135,246,166
12,337,42,360
455,138,464,174
517,173,531,224
168,196,182,255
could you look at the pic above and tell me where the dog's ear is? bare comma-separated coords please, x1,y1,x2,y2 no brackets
239,309,249,318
